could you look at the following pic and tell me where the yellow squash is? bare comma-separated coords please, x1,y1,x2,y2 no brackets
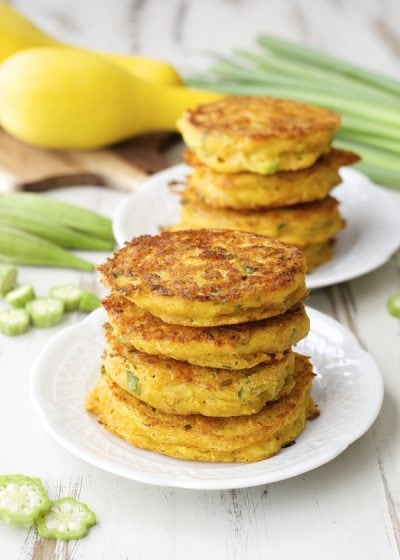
0,1,181,86
0,47,220,149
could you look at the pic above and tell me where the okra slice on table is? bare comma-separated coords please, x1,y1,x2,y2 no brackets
79,291,101,313
37,497,96,540
5,285,35,308
26,298,64,328
0,264,17,295
387,292,400,318
0,308,30,336
0,475,51,527
50,285,83,312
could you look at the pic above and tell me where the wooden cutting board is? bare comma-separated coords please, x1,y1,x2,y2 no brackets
0,128,182,193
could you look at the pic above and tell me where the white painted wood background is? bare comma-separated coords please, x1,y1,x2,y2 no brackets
1,1,400,559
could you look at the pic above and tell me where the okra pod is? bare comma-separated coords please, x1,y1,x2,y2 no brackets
0,193,114,242
0,208,114,250
0,225,94,271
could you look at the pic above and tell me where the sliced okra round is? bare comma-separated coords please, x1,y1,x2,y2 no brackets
78,291,101,313
0,475,51,527
26,298,64,328
0,308,30,336
37,497,96,540
49,285,83,312
5,285,35,308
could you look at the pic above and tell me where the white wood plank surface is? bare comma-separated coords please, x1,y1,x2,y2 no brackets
1,1,400,559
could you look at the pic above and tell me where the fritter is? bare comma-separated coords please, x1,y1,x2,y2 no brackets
184,149,359,210
98,229,307,327
303,240,334,272
103,294,309,369
177,96,340,174
174,196,344,247
86,353,319,463
103,325,296,417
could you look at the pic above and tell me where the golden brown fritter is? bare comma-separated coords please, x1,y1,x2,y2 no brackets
98,229,307,326
86,353,319,463
184,149,359,210
177,96,340,174
103,294,309,369
302,240,334,272
174,196,344,247
103,325,296,417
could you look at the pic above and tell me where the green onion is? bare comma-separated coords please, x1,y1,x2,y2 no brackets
353,164,400,189
235,48,400,105
257,35,400,97
186,35,400,188
334,139,400,171
187,79,400,128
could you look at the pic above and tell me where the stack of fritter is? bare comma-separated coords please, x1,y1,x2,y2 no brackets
86,229,319,463
175,97,359,271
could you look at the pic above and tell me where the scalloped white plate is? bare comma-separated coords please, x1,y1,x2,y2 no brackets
30,307,383,490
113,166,400,290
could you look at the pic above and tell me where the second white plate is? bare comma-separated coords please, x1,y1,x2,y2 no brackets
113,165,400,290
30,306,383,490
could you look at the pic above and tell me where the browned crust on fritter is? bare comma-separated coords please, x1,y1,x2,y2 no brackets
183,97,340,140
184,148,359,174
180,195,342,227
303,239,334,272
102,293,308,349
89,353,315,436
103,323,293,386
98,229,305,303
323,149,360,169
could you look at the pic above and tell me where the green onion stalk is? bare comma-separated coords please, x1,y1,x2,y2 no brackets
185,35,400,188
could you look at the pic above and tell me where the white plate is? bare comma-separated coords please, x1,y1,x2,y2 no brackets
113,165,400,290
30,307,383,490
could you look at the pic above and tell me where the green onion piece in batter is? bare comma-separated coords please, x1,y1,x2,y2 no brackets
238,386,250,402
127,370,140,394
